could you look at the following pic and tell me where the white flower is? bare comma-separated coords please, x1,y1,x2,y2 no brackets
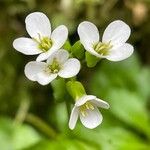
78,20,134,61
24,49,80,85
69,95,109,130
13,12,68,62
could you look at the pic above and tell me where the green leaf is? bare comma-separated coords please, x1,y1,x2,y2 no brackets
22,140,59,150
71,125,149,150
13,123,41,150
89,54,146,98
136,67,150,100
23,137,98,150
0,117,13,150
0,117,41,150
71,41,85,59
85,51,99,67
107,89,150,138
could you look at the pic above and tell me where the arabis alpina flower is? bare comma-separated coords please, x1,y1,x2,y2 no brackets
13,12,68,62
24,49,80,85
69,95,109,129
78,20,134,61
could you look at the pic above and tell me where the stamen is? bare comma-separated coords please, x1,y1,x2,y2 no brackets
80,102,95,117
53,69,59,73
33,34,53,52
38,37,53,52
45,58,60,74
89,103,94,110
86,103,90,109
93,41,112,56
81,110,86,117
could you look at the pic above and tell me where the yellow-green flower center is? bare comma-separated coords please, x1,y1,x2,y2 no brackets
38,37,53,52
34,35,53,52
80,102,94,117
45,58,60,74
93,41,112,56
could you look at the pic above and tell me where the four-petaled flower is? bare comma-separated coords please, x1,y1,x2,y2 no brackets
24,49,80,85
69,95,109,130
13,12,68,62
78,20,134,61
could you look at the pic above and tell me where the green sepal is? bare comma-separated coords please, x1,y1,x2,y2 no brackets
66,81,86,100
85,51,100,67
62,41,71,52
71,41,85,59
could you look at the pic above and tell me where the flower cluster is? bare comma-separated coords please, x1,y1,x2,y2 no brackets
13,12,134,130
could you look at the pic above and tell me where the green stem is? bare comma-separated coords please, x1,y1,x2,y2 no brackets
65,100,71,118
14,99,30,125
25,113,57,139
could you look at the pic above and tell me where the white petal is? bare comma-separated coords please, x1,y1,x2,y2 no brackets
80,107,103,129
69,106,79,130
75,95,96,107
78,21,99,51
36,49,57,62
24,61,46,81
91,98,110,109
102,20,131,48
51,25,68,50
13,38,41,55
25,12,51,39
86,47,107,58
36,72,57,85
58,58,80,78
106,43,134,61
46,49,69,64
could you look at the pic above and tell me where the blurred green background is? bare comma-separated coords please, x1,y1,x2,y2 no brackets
0,0,150,150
